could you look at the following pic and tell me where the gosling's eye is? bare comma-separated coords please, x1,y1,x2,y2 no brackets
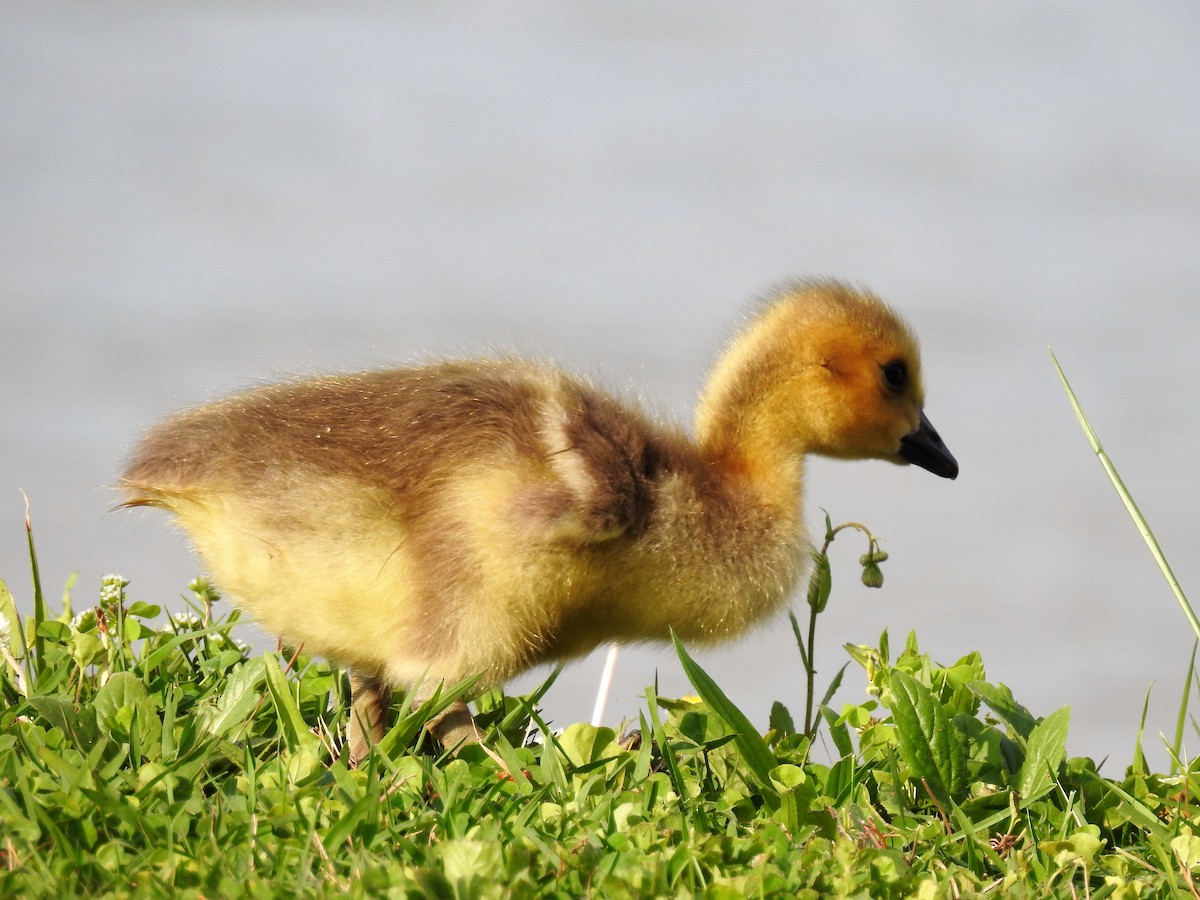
882,361,907,391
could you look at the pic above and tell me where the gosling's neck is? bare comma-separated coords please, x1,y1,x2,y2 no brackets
693,317,816,511
694,401,807,517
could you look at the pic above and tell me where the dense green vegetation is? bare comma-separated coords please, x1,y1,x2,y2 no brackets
2,520,1198,898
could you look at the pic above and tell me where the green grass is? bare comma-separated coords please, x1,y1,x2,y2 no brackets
2,560,1199,897
3,362,1198,897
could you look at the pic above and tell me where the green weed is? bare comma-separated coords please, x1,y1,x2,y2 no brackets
0,549,1196,897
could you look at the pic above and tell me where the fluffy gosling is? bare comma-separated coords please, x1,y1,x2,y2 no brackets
121,280,957,764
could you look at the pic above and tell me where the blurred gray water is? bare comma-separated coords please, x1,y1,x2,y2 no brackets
4,2,1200,771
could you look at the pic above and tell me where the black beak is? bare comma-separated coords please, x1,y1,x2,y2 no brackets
899,411,958,480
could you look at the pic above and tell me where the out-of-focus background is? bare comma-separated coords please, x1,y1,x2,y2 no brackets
4,2,1199,771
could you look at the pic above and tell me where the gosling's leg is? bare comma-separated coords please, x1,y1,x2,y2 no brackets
407,680,482,750
348,670,391,767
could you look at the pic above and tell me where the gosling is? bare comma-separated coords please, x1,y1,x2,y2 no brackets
121,280,957,764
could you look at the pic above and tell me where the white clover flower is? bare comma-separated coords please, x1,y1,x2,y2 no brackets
208,630,249,651
99,574,128,608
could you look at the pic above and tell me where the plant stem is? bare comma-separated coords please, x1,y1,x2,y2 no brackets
803,521,876,738
804,596,818,737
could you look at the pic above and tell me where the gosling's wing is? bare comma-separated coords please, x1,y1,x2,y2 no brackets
120,360,669,546
517,384,664,545
119,363,529,502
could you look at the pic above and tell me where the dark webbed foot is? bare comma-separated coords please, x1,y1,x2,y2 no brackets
347,672,482,767
424,698,482,750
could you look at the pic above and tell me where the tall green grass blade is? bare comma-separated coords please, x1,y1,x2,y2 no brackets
1132,682,1152,779
137,621,235,674
1174,641,1197,775
821,706,854,759
643,688,689,832
500,665,561,734
487,728,533,792
671,629,779,804
788,610,809,676
1052,351,1198,641
23,499,47,670
515,694,568,768
262,653,319,756
819,662,849,709
1101,779,1171,844
325,788,381,848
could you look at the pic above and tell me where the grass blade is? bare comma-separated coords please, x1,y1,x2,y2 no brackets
671,629,779,805
1174,641,1197,775
643,686,691,832
1051,350,1198,641
1132,682,1152,779
23,495,47,671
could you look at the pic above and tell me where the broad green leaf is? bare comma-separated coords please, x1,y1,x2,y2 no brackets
439,838,501,887
1038,826,1104,869
677,707,721,746
1018,705,1069,803
1172,831,1200,871
35,620,71,643
768,764,833,839
823,755,858,804
94,672,148,723
557,723,620,768
79,783,143,833
938,652,984,715
93,671,161,750
202,656,267,738
773,780,804,833
887,669,966,805
29,696,100,751
68,629,105,668
968,681,1039,740
769,701,795,737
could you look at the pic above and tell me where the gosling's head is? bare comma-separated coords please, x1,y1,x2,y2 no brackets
698,280,958,479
